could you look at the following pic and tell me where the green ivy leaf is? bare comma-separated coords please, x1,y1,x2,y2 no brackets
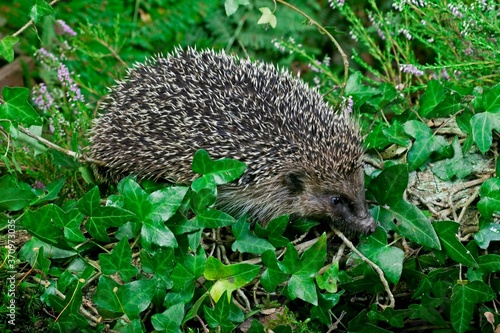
483,83,500,113
365,123,391,150
30,178,66,205
29,0,55,23
141,217,178,248
381,120,411,147
358,228,405,283
191,149,246,189
193,208,236,228
0,87,42,126
433,221,477,267
99,238,138,282
310,291,343,325
204,291,241,333
430,137,474,180
345,72,380,108
474,222,500,249
148,186,188,222
315,262,339,293
477,178,500,219
451,281,495,333
384,200,441,250
260,250,290,292
140,247,175,287
151,303,184,333
22,204,85,250
224,0,250,16
403,120,449,170
279,234,327,305
257,7,277,28
254,215,289,247
418,80,445,117
232,216,275,254
470,112,500,153
370,164,408,205
204,257,260,302
478,254,500,274
0,36,19,62
94,276,156,319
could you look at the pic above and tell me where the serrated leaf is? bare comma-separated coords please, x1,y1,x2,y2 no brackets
232,216,275,254
357,228,404,283
0,87,42,126
385,200,441,250
433,221,476,267
470,112,500,153
257,7,277,28
0,36,19,62
204,257,260,302
29,0,55,23
451,281,495,333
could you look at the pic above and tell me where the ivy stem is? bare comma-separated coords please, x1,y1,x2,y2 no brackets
333,228,396,309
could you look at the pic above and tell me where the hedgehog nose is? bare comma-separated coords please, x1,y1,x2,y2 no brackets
362,215,377,234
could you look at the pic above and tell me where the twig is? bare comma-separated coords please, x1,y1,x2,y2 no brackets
12,0,61,37
275,0,350,98
333,228,395,309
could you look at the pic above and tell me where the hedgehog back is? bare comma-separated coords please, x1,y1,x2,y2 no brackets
89,48,363,186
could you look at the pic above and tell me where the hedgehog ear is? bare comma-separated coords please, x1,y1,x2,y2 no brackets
284,170,307,194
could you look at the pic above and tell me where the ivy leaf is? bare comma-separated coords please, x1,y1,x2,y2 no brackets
151,303,184,333
29,0,55,23
310,291,343,325
357,228,405,283
204,291,241,333
99,238,138,282
478,254,500,274
474,222,500,249
433,221,477,267
404,120,449,170
232,216,275,254
418,80,446,117
191,149,246,188
470,112,500,153
224,0,250,16
369,163,408,205
483,83,500,113
0,87,42,126
451,281,495,333
254,215,289,247
204,257,260,302
316,262,339,293
260,250,289,292
384,200,441,250
430,137,474,180
477,178,500,219
30,178,66,205
345,72,380,108
257,7,277,28
279,234,327,305
0,36,19,62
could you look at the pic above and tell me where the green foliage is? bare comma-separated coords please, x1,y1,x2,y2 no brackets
1,0,499,332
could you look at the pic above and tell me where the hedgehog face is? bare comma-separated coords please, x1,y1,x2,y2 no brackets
284,168,376,235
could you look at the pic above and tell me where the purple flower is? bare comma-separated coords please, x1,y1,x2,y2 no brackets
328,0,345,9
32,181,46,189
57,64,85,103
447,4,464,18
56,19,77,36
32,83,55,111
400,64,424,76
341,96,354,113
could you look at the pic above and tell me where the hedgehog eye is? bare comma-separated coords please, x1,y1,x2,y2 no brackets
331,196,343,205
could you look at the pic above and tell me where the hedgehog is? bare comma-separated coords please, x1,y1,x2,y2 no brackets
89,48,376,235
